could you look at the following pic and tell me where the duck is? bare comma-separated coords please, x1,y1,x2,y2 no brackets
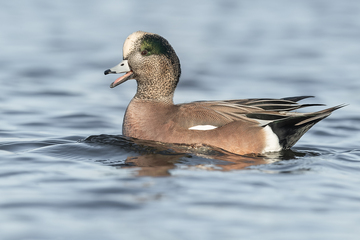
104,31,343,155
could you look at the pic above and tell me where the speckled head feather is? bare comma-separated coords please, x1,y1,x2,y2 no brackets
140,33,181,78
121,31,181,102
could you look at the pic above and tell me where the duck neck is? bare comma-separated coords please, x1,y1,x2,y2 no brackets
134,77,177,104
133,53,181,104
134,66,180,104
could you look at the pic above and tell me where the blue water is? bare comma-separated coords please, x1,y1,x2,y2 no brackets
1,0,360,239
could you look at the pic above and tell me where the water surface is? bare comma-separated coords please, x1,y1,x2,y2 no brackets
1,0,360,239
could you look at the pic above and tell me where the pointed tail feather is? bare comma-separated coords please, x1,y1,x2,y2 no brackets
267,104,346,149
281,96,314,102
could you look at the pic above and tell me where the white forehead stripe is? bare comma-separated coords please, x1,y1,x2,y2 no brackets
123,31,147,59
188,125,218,130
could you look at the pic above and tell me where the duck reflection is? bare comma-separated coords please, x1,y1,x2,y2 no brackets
84,134,306,177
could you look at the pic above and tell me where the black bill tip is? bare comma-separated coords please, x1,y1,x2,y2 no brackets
104,69,112,75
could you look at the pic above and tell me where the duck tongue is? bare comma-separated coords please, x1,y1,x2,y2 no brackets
110,71,134,88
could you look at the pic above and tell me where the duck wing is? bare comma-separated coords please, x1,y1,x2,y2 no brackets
175,96,344,148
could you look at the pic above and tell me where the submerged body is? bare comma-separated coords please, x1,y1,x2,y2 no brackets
105,31,343,155
123,99,269,155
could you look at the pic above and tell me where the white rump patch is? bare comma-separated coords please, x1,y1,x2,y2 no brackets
262,125,282,153
123,31,147,59
188,125,218,131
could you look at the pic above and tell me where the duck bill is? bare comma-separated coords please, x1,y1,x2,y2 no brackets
104,60,134,88
109,70,134,88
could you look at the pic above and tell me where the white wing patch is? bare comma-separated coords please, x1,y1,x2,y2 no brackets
262,125,282,153
188,125,218,131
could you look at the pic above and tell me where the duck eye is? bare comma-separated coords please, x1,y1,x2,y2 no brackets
141,50,148,56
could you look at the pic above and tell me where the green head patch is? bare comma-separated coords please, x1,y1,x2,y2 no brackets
140,35,169,57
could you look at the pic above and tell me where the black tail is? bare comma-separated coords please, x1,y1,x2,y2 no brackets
267,105,345,149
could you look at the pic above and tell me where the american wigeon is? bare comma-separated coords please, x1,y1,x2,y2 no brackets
104,31,343,155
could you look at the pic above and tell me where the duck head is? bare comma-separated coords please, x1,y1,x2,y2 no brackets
104,31,181,102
